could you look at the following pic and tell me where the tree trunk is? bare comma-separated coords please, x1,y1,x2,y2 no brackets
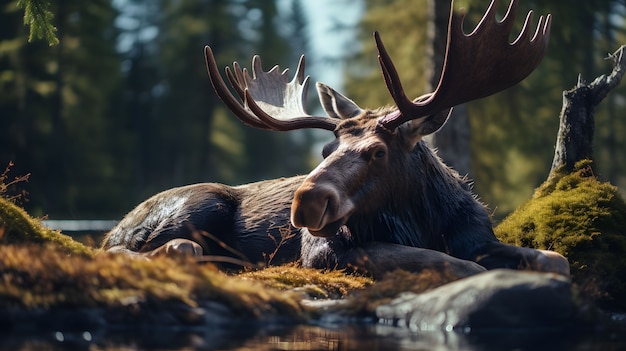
424,0,472,177
550,45,626,175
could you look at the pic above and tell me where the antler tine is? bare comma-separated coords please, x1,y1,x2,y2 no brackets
205,46,272,130
378,0,551,131
226,61,245,101
204,46,339,132
374,31,415,119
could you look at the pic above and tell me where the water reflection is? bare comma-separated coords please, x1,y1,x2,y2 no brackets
1,322,625,350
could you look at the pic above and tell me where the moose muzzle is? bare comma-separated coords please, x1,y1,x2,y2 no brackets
291,179,355,237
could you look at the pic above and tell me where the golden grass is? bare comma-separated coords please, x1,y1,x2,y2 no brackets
0,244,305,317
239,264,373,299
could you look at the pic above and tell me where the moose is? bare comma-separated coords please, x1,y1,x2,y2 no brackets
102,0,569,279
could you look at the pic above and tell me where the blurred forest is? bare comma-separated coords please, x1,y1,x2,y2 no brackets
1,0,625,221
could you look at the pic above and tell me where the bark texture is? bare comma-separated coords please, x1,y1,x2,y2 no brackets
551,45,626,173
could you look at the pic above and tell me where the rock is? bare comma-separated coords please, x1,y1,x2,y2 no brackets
376,269,573,331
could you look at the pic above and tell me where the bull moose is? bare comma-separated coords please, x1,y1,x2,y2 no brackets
102,0,569,278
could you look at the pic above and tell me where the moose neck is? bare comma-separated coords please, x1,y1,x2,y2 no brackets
345,140,490,254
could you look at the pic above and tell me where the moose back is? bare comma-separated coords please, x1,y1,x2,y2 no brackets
102,0,569,278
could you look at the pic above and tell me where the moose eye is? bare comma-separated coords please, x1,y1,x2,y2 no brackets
373,148,386,160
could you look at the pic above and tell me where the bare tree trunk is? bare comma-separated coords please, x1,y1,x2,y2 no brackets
550,45,626,175
424,0,472,177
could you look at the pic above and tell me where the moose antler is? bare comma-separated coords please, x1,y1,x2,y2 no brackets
204,47,339,131
377,0,552,130
206,0,550,133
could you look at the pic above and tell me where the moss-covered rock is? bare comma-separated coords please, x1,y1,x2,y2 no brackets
495,160,626,309
0,197,94,257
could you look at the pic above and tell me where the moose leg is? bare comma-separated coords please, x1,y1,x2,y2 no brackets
335,242,486,280
472,241,570,276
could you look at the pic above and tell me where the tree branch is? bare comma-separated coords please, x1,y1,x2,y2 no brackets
16,0,59,46
590,45,626,105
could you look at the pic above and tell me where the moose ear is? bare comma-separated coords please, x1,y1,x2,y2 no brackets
415,108,452,136
316,82,363,119
405,108,453,145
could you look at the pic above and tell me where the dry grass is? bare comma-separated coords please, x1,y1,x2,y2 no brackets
0,243,306,319
239,264,373,299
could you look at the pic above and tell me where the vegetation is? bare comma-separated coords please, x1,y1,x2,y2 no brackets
0,164,92,256
0,243,310,320
496,160,626,309
0,197,93,257
16,0,59,45
1,0,315,219
240,265,372,299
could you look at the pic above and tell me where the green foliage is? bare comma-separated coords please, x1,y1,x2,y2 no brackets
15,0,59,45
1,0,127,218
495,161,626,309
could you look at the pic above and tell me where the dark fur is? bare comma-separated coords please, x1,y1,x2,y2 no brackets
102,113,562,277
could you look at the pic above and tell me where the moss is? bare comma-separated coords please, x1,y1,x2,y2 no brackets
0,244,305,320
0,197,94,257
495,160,626,309
239,264,373,299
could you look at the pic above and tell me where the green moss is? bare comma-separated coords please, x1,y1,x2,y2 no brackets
0,197,94,257
495,160,626,309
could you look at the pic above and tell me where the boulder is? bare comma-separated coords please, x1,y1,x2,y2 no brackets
376,269,573,331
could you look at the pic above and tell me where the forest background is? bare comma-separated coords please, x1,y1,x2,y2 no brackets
1,0,625,223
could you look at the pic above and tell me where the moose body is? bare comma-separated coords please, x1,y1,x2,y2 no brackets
103,140,523,278
102,0,569,278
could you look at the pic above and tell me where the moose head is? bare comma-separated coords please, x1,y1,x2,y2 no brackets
204,0,551,240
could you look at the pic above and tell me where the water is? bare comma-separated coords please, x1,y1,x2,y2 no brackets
1,321,625,350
